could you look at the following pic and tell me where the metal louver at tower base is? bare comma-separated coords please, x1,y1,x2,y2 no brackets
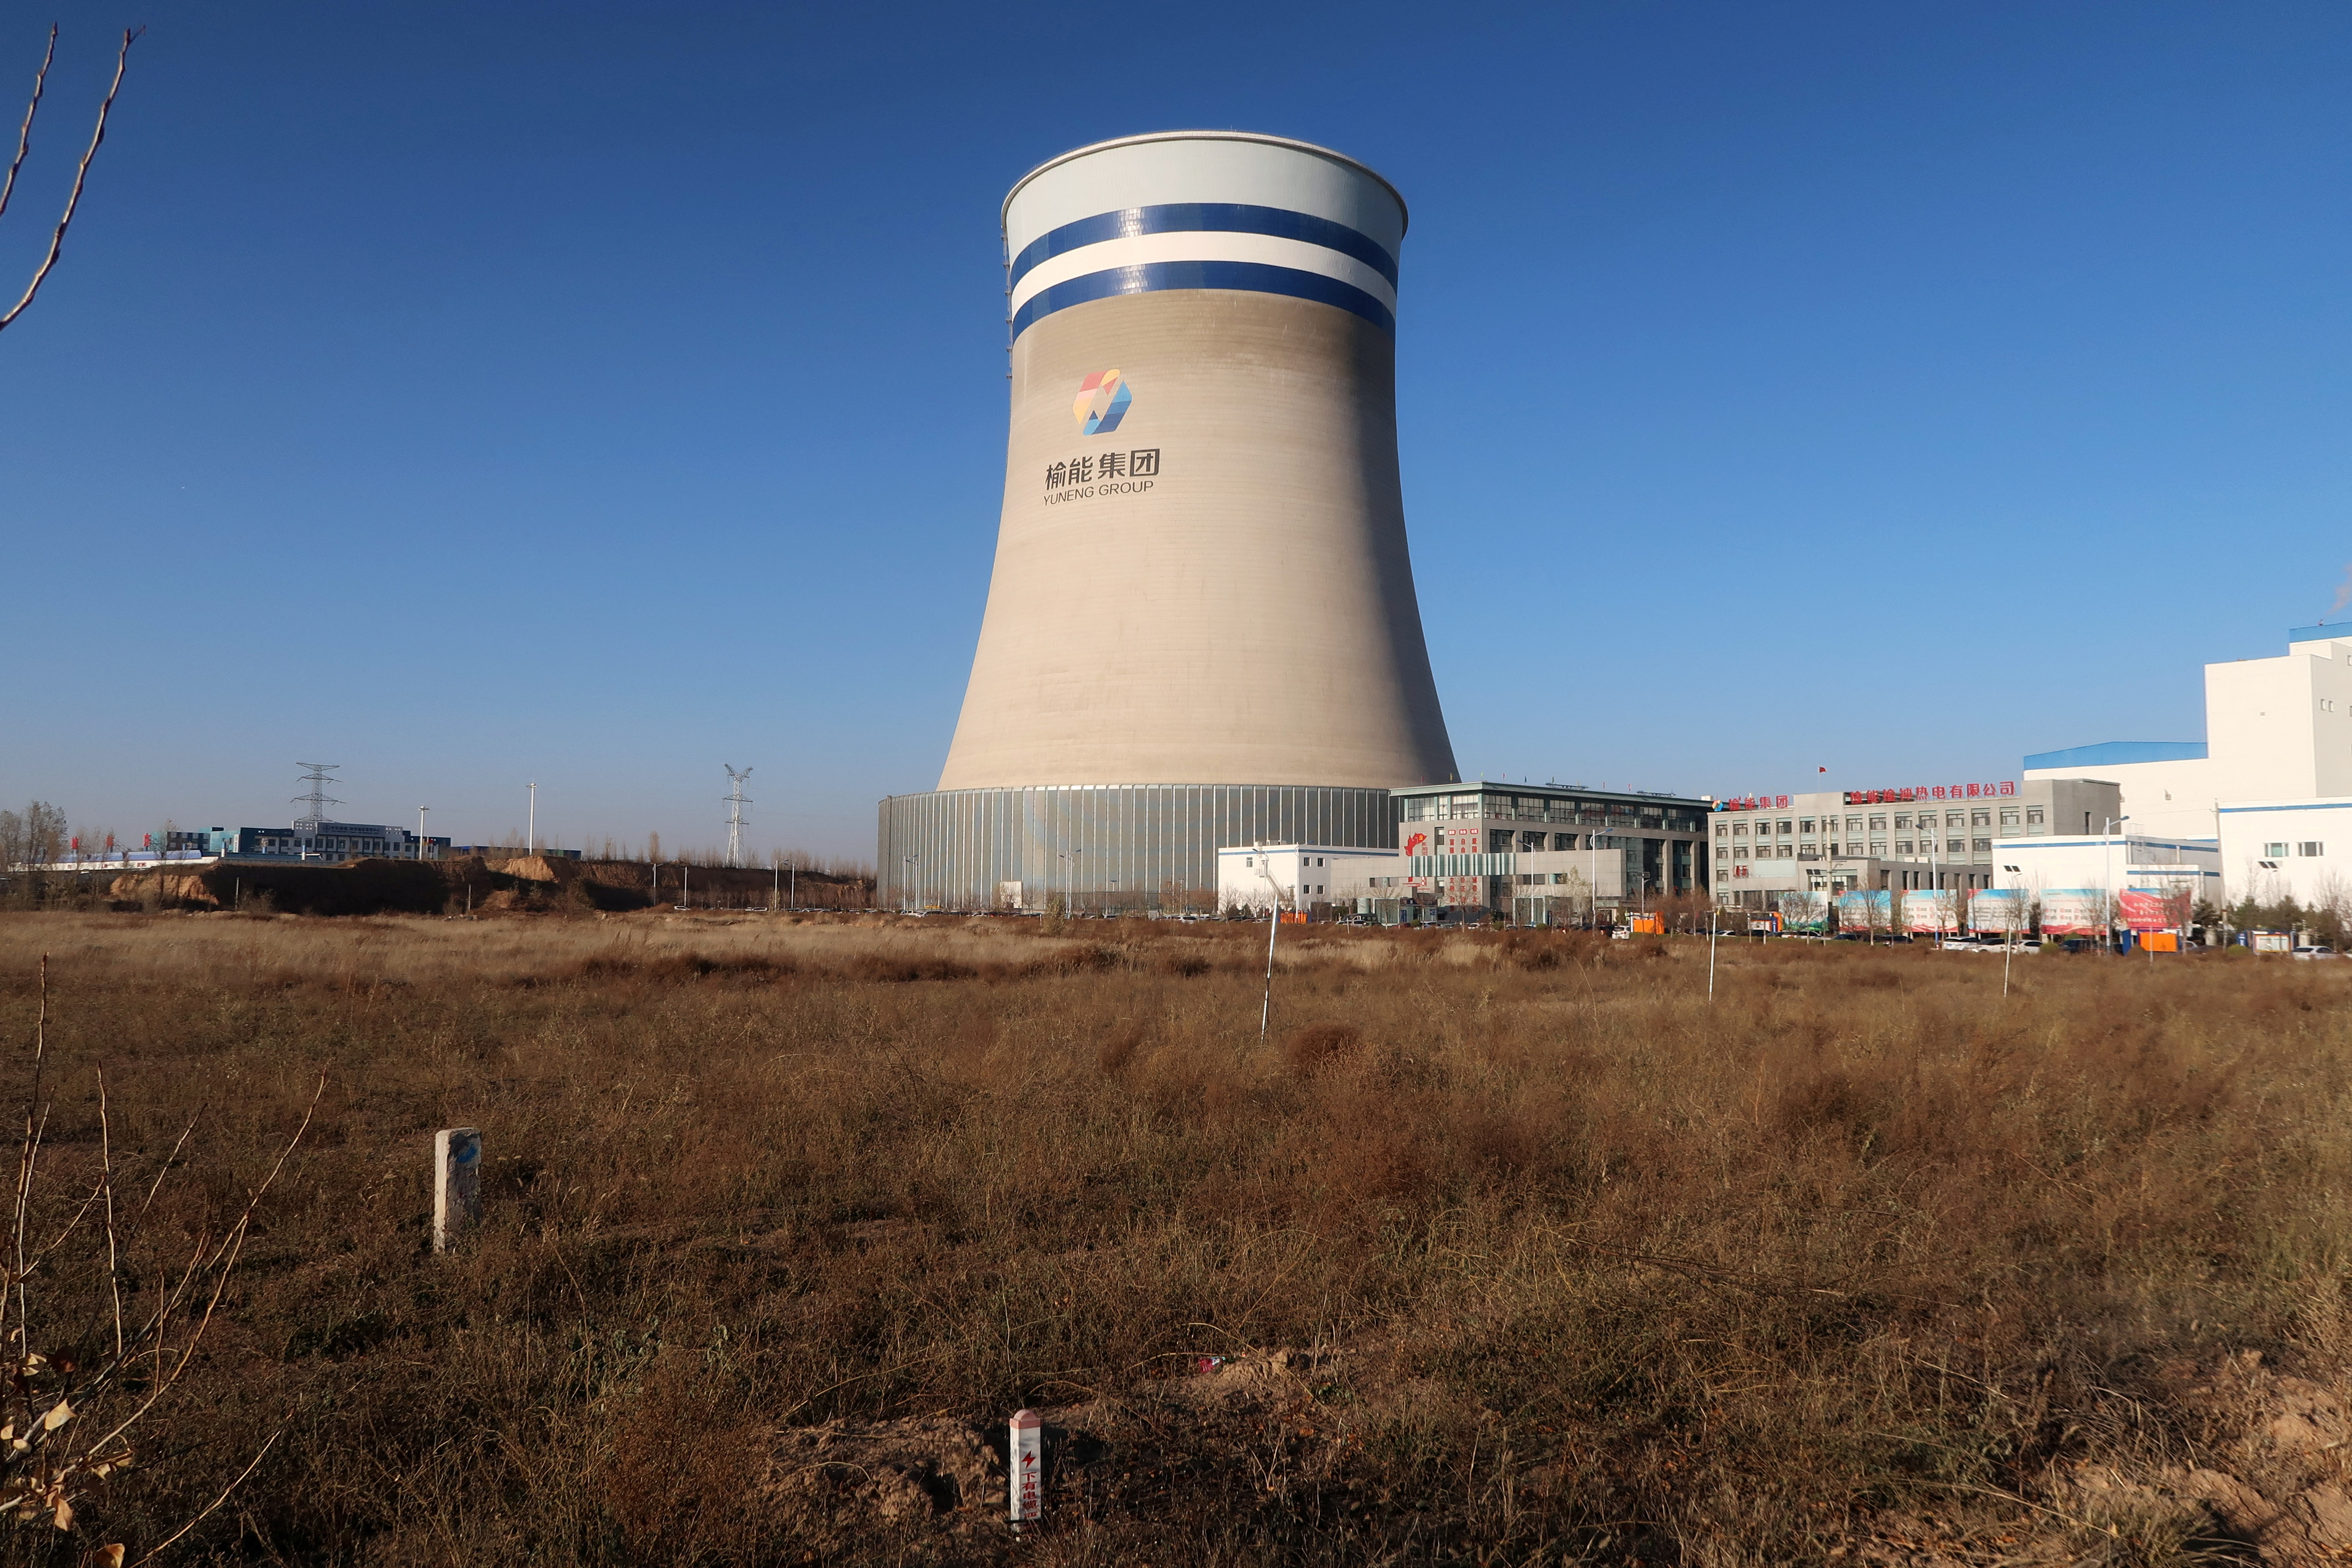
881,131,1458,914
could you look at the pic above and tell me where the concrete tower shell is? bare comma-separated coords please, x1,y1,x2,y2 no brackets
882,132,1457,912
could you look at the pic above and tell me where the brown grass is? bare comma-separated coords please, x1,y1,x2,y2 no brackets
0,912,2347,1564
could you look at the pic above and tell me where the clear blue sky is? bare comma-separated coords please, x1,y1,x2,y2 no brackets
3,1,2346,859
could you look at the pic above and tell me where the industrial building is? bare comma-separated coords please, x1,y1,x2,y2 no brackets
221,820,447,862
2024,626,2352,840
1989,832,2222,920
1710,777,2122,909
1216,842,1402,916
880,131,1459,912
2214,799,2352,913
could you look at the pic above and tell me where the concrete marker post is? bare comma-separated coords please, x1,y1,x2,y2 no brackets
1009,1408,1043,1528
433,1127,482,1253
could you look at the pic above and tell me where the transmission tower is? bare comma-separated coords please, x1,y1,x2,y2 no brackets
723,765,753,869
293,762,343,827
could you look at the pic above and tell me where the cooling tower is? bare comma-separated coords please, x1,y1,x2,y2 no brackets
880,131,1458,913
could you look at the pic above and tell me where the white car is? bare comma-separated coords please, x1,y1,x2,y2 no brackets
2292,945,2338,960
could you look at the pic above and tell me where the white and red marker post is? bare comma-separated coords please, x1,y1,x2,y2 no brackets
1009,1408,1044,1529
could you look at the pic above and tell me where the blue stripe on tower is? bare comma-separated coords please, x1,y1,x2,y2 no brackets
1011,260,1396,339
1010,203,1400,290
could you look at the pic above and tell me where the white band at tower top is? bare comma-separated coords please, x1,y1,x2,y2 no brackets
1001,132,1410,339
1002,132,1407,263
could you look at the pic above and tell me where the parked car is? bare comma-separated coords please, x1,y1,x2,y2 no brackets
2292,945,2338,960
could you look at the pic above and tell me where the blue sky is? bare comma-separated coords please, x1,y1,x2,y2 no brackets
2,1,2346,859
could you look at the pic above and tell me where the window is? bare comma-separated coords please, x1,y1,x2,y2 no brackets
1869,839,1888,855
1798,818,1815,833
2025,808,2044,825
1893,814,1911,830
2265,841,2289,857
1778,844,1794,858
1734,846,1748,860
1777,820,1792,836
1999,808,2019,827
1948,838,1965,854
2300,842,2326,858
1847,816,1863,832
1895,840,1913,856
1732,823,1746,836
1972,838,1991,852
1715,825,1727,839
1970,811,1991,828
1868,815,1886,830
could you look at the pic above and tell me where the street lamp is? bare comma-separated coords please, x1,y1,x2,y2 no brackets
901,854,918,914
1060,847,1082,918
416,806,429,861
2103,815,2129,951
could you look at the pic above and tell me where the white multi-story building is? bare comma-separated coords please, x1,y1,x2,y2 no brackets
2214,799,2352,913
2025,625,2352,841
1711,778,2120,909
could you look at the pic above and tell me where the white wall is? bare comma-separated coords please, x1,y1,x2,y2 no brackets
2021,760,2217,840
1991,834,2220,904
1216,844,1399,913
2216,798,2352,913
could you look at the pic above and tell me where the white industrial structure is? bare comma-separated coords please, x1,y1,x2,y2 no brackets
2025,625,2352,841
1989,832,2221,911
882,132,1458,912
1215,842,1401,915
2215,799,2352,913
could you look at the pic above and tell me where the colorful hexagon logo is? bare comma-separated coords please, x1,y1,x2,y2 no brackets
1072,369,1132,435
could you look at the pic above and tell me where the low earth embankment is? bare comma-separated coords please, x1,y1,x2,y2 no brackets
0,913,2345,1564
83,853,872,916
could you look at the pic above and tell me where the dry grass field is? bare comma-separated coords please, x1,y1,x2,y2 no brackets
0,910,2348,1565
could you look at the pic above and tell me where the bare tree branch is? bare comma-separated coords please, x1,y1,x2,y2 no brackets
0,25,138,335
0,25,55,226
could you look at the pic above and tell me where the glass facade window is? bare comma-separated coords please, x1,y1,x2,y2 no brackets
879,784,1397,913
2026,808,2045,825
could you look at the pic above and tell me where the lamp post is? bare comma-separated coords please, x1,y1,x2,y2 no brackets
2103,815,2129,952
416,806,429,861
526,782,537,857
1060,847,1081,918
901,854,918,914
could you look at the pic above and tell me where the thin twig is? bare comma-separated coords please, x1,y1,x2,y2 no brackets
90,1076,324,1456
135,1115,199,1223
128,1421,286,1566
0,25,139,334
11,955,49,1350
0,25,55,226
98,1068,122,1357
